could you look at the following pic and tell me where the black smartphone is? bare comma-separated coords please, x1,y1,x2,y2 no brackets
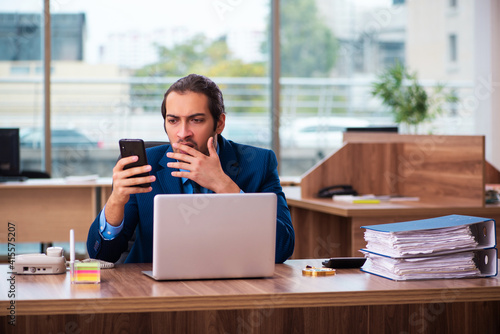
322,257,366,269
119,139,151,188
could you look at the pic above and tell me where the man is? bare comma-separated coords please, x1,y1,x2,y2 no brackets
87,74,295,264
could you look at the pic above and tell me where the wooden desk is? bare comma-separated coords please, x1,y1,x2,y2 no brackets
0,178,112,243
1,259,499,333
284,186,500,259
289,134,500,259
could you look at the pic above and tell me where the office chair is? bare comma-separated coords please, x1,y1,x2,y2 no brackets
144,141,170,149
115,141,169,263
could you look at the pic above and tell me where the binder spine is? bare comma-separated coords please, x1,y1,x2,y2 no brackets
474,248,498,277
469,219,496,248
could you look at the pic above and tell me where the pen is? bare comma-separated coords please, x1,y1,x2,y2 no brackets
70,229,75,282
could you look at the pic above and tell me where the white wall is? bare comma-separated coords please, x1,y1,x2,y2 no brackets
474,0,500,170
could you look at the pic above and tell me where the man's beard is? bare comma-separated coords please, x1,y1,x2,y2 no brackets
176,133,217,156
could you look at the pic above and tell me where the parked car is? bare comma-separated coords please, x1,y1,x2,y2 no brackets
223,119,270,148
281,116,371,149
20,128,102,149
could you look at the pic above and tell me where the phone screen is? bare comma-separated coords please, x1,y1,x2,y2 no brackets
119,139,151,187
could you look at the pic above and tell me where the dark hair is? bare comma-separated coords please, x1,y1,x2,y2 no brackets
161,74,225,130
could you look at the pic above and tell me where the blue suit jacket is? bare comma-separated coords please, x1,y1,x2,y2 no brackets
87,136,295,263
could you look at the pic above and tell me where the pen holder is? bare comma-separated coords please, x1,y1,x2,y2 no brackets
71,261,100,284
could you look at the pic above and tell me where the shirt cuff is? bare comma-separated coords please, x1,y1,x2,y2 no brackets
99,205,124,240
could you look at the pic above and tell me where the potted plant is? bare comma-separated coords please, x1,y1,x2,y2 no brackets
371,62,458,133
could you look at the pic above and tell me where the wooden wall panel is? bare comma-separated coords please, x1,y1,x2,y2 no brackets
0,187,94,243
300,144,352,198
290,207,351,259
398,141,484,205
301,143,400,198
301,135,487,207
486,161,500,183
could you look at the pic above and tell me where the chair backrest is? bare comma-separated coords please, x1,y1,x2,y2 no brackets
145,141,169,149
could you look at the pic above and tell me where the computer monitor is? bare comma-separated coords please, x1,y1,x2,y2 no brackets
345,126,399,133
0,128,20,176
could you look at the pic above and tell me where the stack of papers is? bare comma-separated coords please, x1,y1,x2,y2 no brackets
333,194,419,204
363,225,478,257
359,215,498,280
361,251,482,280
64,174,99,183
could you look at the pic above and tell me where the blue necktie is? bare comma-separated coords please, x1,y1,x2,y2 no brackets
191,180,201,194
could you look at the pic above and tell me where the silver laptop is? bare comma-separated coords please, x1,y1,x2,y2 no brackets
143,192,277,280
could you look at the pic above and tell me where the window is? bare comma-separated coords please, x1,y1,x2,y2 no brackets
449,34,458,62
448,34,458,63
0,1,482,177
1,1,271,177
0,8,44,174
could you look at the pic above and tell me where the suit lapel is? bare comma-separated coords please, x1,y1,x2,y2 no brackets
218,135,240,184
